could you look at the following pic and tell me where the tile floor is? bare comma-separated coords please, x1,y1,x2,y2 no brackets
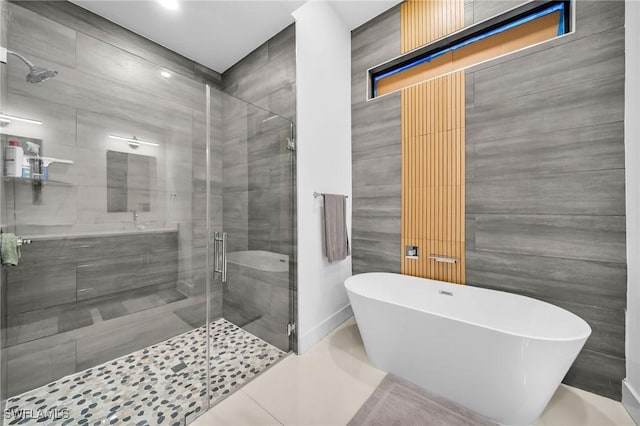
5,290,205,397
3,319,284,426
6,287,188,348
193,317,636,426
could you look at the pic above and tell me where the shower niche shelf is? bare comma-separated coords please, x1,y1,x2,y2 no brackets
2,134,74,193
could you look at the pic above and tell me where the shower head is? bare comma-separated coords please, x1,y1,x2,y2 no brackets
26,66,58,84
6,49,57,83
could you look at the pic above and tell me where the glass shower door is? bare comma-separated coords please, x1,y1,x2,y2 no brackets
0,1,211,423
206,87,295,406
0,1,296,424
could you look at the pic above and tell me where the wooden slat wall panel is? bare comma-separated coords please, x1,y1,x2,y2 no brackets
400,0,466,284
402,0,462,52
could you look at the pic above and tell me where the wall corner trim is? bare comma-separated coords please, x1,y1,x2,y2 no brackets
622,379,640,424
298,304,353,354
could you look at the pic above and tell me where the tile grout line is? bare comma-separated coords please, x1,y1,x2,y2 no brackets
240,389,286,426
237,319,372,426
320,327,388,425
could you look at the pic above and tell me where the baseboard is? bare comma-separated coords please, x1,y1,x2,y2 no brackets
298,304,353,353
623,379,640,425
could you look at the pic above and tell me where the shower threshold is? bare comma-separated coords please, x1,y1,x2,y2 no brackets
3,318,285,426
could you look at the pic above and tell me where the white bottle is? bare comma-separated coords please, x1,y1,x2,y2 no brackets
4,140,24,177
26,142,42,180
21,152,30,178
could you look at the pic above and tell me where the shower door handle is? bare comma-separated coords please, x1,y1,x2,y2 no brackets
221,232,227,283
214,232,219,275
213,232,227,283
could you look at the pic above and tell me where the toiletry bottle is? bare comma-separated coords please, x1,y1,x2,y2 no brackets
21,153,30,178
4,140,23,177
42,160,49,181
26,142,42,180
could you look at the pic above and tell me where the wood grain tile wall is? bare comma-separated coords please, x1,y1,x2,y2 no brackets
400,0,466,283
353,0,626,402
465,0,626,400
351,7,402,275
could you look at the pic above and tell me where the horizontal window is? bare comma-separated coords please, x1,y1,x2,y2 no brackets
369,0,572,98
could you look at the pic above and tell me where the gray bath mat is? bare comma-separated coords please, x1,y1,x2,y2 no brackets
348,374,497,426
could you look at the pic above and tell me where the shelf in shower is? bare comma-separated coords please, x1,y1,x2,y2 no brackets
2,176,73,187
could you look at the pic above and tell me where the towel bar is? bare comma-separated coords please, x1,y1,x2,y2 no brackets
428,255,458,264
17,237,32,247
313,192,349,198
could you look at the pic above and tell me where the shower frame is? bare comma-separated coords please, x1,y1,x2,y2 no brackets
0,0,297,421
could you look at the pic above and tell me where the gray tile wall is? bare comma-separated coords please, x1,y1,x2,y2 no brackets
2,1,224,306
465,0,626,400
12,1,222,88
223,24,295,120
221,24,296,254
186,94,224,316
223,259,290,351
0,230,195,396
350,0,627,401
351,6,402,275
219,25,296,349
1,1,224,395
6,231,178,314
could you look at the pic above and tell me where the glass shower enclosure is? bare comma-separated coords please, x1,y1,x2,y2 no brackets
0,1,296,424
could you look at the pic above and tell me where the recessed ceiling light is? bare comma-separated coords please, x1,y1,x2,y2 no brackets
160,71,172,78
157,0,179,10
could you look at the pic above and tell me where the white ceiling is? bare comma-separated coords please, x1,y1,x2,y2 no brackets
70,0,402,73
328,1,400,31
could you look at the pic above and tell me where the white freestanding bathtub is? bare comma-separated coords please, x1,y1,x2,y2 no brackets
345,272,591,426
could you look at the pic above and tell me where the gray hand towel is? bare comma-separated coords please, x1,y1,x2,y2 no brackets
323,194,350,263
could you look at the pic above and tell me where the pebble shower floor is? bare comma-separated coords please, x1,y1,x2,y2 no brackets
3,319,285,425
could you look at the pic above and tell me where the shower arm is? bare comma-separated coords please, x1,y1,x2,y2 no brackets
8,50,35,68
0,47,35,68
